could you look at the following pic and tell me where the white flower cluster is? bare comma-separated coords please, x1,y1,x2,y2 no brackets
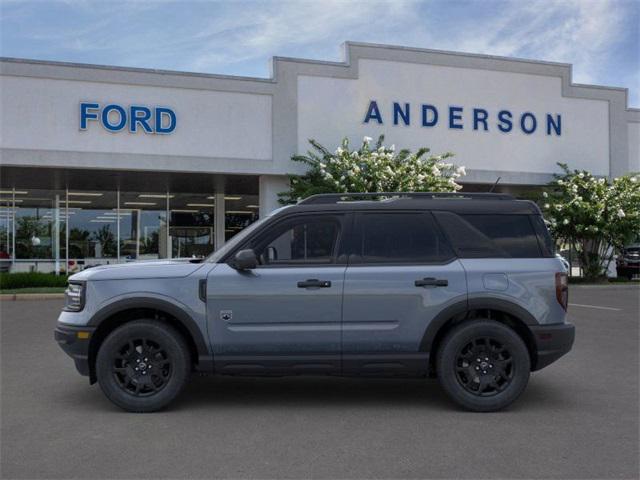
309,136,465,194
543,165,640,249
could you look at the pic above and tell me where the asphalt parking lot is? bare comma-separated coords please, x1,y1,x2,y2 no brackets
1,285,638,479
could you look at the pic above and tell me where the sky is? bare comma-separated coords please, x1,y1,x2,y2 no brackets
1,0,639,106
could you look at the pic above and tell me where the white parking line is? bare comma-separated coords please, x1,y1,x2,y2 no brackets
568,303,621,311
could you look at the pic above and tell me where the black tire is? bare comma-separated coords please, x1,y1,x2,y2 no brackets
436,319,530,412
96,320,191,412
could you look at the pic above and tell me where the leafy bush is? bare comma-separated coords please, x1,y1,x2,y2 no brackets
542,163,640,280
279,135,465,204
0,272,69,290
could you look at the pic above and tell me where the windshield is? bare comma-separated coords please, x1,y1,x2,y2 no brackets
206,205,292,263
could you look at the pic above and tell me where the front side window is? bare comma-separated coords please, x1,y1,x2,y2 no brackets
253,216,340,266
355,212,454,264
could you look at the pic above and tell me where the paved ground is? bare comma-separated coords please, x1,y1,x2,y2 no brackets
1,286,638,479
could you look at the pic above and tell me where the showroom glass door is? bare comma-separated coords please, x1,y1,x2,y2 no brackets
119,192,169,260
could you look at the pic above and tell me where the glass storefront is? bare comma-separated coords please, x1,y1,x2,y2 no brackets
0,187,259,273
225,194,260,241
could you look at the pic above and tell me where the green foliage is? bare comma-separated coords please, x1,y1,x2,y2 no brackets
279,135,465,204
93,225,117,257
542,163,640,280
0,272,69,289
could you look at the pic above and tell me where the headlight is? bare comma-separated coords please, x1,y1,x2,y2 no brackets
63,282,85,312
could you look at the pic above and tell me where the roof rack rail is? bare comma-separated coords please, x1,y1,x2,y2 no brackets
298,192,514,205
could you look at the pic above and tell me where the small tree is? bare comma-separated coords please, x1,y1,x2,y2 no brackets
542,163,640,280
279,135,465,204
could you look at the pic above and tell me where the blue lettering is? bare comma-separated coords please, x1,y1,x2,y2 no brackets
546,114,561,136
449,106,463,129
364,100,383,124
80,102,99,130
497,110,513,132
155,107,176,134
393,102,410,126
130,105,153,133
101,104,127,132
520,112,537,134
473,108,489,131
421,104,438,127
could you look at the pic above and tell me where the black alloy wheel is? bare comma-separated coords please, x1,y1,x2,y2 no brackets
112,337,172,397
436,319,530,412
96,320,191,412
454,337,513,397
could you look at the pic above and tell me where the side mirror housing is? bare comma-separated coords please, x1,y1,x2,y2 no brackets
232,249,258,270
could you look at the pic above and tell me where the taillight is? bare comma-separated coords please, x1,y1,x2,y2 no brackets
555,272,568,311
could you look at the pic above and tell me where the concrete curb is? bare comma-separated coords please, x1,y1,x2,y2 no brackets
0,293,65,301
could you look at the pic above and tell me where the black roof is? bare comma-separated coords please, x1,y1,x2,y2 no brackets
278,192,541,216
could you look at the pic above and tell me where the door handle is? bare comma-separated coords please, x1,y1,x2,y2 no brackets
415,277,448,287
297,279,332,288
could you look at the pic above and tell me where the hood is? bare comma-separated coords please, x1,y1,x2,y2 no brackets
69,259,207,282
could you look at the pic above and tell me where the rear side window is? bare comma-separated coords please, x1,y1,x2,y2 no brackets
354,212,454,264
434,212,542,258
531,215,555,257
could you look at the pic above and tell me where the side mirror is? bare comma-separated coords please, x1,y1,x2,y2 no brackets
233,249,258,270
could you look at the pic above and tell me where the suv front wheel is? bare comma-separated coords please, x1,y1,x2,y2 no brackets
96,320,191,412
436,319,530,412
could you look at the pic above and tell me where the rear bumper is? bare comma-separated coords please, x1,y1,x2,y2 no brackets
54,323,95,377
530,322,575,371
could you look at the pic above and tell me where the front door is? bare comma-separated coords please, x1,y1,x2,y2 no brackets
207,213,347,374
341,211,467,375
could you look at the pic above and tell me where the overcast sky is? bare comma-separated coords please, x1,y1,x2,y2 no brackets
1,0,638,106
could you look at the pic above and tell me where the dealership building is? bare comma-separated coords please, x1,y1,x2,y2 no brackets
0,42,638,272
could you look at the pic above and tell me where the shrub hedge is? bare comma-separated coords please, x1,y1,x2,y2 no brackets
0,272,69,289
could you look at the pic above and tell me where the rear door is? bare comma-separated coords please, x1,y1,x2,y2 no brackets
341,211,467,375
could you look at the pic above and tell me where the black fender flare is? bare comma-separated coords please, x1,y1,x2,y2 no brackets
420,297,539,353
88,297,212,371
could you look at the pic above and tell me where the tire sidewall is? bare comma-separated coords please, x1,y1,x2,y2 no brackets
96,320,190,412
437,320,531,412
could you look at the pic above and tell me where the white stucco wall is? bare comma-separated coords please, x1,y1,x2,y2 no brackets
0,75,272,163
298,59,611,177
628,122,640,173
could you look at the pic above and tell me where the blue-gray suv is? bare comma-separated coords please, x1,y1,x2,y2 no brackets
55,192,575,412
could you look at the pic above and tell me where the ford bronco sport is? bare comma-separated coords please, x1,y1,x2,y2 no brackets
55,192,575,412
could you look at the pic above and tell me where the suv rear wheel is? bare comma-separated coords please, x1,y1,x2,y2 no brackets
96,320,191,412
436,319,530,412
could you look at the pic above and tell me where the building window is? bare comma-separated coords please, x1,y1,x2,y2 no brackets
0,185,259,272
14,189,64,262
225,194,259,241
120,192,169,260
170,192,215,258
0,195,14,271
66,191,118,269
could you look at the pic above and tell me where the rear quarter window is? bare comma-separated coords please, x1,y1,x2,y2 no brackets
434,212,543,258
531,215,555,257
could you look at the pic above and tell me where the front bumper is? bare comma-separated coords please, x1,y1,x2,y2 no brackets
530,322,575,371
54,323,95,377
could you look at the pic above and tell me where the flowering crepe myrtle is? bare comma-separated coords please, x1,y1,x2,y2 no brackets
279,135,465,204
542,162,640,280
